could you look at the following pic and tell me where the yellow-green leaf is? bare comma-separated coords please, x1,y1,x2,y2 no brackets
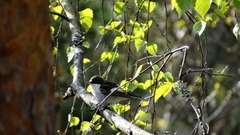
52,5,63,20
143,1,156,13
92,114,101,123
134,65,143,78
194,0,211,17
114,36,127,45
83,58,91,64
106,21,121,30
134,110,151,121
80,121,91,132
70,117,80,127
146,43,157,55
171,0,191,17
100,52,108,62
144,79,154,89
141,100,149,107
79,8,93,32
154,82,173,102
134,38,145,51
50,26,55,34
112,104,130,115
114,2,126,15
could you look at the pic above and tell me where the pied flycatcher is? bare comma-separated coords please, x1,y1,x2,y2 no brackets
89,75,141,106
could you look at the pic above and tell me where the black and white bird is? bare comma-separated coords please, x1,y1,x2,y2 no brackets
88,75,141,106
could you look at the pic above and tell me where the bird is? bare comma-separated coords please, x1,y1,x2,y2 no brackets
88,75,141,106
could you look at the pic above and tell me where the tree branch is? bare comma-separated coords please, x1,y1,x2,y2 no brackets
59,0,152,134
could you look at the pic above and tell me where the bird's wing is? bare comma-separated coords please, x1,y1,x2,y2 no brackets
100,81,140,99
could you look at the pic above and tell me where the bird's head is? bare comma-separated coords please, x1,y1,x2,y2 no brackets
89,75,105,84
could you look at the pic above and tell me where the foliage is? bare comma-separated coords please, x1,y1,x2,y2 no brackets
50,0,240,134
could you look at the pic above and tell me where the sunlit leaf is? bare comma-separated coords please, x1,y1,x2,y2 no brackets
154,82,173,102
141,100,149,107
83,58,91,64
144,79,154,89
52,5,63,20
134,110,151,121
135,119,147,126
193,20,206,36
100,52,108,62
114,2,126,15
80,121,91,132
112,103,130,115
98,26,107,35
143,1,156,13
134,65,143,78
52,47,57,56
146,43,157,55
134,39,145,51
92,114,101,123
105,21,121,30
79,8,93,32
171,0,191,17
50,26,55,34
213,0,221,6
194,0,211,17
70,117,80,127
114,36,127,45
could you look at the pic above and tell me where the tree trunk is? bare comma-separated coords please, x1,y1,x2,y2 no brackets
0,0,57,134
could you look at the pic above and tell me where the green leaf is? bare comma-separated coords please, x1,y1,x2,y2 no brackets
146,43,158,55
143,1,156,13
194,0,212,17
233,23,240,39
114,2,126,15
193,20,206,36
233,0,240,11
120,80,138,92
164,72,174,82
171,0,191,16
70,117,80,127
83,41,90,48
83,58,91,64
79,8,93,32
134,110,151,121
52,5,63,20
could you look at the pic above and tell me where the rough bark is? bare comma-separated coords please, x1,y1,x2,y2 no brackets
0,0,57,134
